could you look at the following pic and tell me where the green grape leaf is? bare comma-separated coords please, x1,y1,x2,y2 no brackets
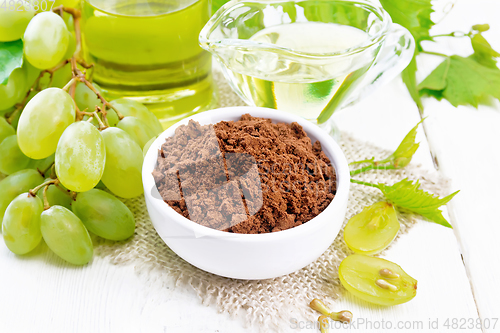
472,24,490,33
418,55,500,107
379,0,434,49
470,32,500,69
379,0,434,111
378,119,423,168
401,53,424,113
0,40,24,85
212,0,230,13
378,178,459,228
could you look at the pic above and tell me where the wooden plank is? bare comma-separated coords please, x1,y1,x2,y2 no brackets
414,0,500,331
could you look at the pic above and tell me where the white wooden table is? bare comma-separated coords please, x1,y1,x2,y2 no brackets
1,0,499,332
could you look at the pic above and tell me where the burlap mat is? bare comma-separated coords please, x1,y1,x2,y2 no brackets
91,71,449,332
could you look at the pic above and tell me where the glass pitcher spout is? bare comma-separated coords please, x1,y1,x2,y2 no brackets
200,0,414,123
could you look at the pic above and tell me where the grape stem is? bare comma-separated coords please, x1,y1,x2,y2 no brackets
350,179,380,188
54,183,73,199
42,185,50,210
92,109,107,129
349,157,375,166
62,77,77,92
53,5,125,125
429,31,471,38
350,165,396,177
5,60,70,124
39,162,55,178
29,179,60,197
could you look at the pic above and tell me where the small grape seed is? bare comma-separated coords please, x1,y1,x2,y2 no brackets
379,268,400,279
310,299,353,324
376,279,399,291
318,316,329,333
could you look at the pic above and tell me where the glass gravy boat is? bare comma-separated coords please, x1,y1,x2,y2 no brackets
199,0,414,128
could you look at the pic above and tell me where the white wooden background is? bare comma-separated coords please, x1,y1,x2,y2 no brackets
1,0,499,332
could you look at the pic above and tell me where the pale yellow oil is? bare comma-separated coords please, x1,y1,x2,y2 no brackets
226,22,371,120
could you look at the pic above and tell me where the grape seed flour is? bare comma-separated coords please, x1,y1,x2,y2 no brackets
152,114,337,234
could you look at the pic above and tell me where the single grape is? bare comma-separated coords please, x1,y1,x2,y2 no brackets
64,31,76,60
73,189,135,240
105,109,119,127
0,108,13,117
55,121,106,192
117,116,157,149
0,67,27,111
39,63,73,89
40,205,93,265
143,136,157,157
344,202,400,255
109,99,163,134
2,193,43,255
101,128,144,198
24,12,69,70
94,181,107,190
339,254,417,306
0,135,31,175
36,179,72,210
74,82,102,113
7,108,22,130
0,1,35,42
27,154,55,177
24,59,41,81
0,117,15,144
17,88,76,159
0,169,44,224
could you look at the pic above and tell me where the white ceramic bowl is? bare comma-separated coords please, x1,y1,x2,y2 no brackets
142,107,350,280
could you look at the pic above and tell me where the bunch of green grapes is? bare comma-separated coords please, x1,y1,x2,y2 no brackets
0,5,164,265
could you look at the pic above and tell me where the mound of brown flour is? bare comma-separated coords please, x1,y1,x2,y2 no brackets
152,114,336,234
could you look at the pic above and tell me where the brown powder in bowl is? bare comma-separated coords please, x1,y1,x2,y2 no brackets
152,114,336,234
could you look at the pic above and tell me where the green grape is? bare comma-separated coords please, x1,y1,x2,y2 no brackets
24,12,69,70
64,31,76,60
344,202,400,255
109,99,163,134
0,117,15,144
117,116,157,149
105,109,119,127
0,67,27,111
0,135,31,175
40,205,93,265
7,108,22,130
39,63,73,89
36,179,72,210
17,88,76,159
94,181,107,190
0,108,13,117
74,82,102,112
101,128,144,198
2,193,43,254
143,136,157,157
0,1,34,42
0,169,44,224
339,254,417,306
27,154,55,177
55,121,106,192
73,189,135,240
